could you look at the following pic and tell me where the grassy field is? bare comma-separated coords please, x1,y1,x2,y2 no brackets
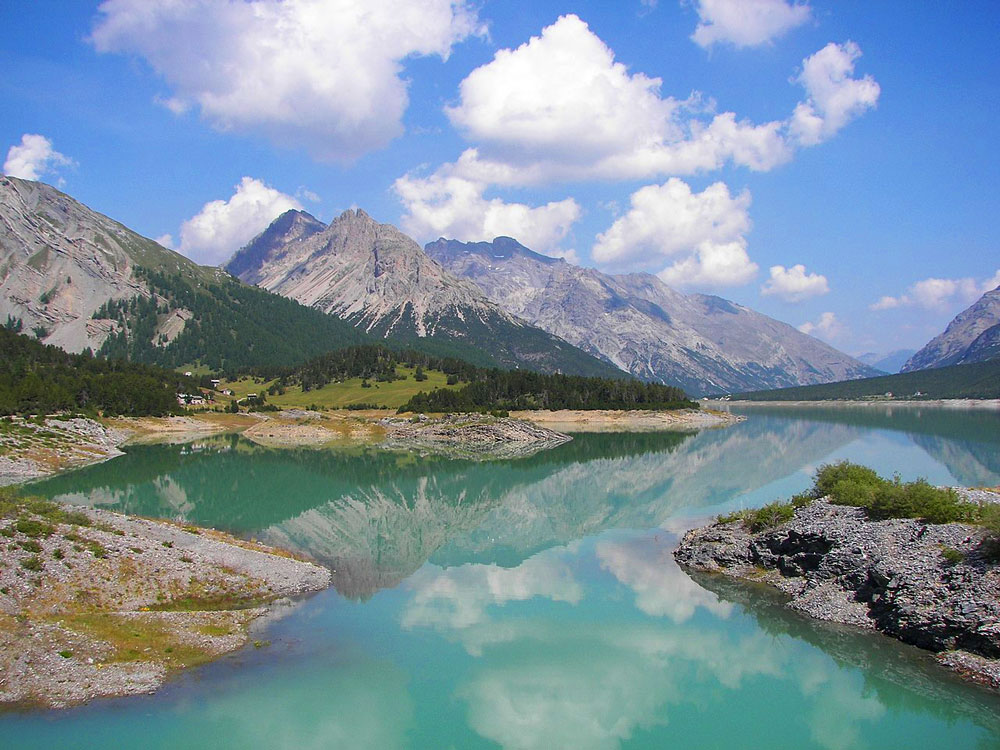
217,366,461,410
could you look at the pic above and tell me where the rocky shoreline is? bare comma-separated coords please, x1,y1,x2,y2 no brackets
675,492,1000,689
0,500,329,709
379,412,572,459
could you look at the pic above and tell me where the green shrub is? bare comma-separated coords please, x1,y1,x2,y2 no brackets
20,555,43,571
940,546,964,565
813,461,974,525
717,500,795,532
814,461,881,498
15,518,55,538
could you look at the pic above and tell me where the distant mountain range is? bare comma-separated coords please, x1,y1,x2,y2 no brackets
902,286,1000,372
226,209,624,377
856,349,916,374
425,237,879,396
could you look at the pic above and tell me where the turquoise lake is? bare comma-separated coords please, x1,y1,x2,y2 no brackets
3,404,1000,749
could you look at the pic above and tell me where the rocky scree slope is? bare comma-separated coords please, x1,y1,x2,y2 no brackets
675,495,1000,687
0,175,222,353
227,210,625,377
903,286,1000,372
426,237,878,396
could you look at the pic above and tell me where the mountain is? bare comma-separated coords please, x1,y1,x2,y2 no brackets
856,349,916,373
0,175,370,372
425,237,879,396
902,287,1000,372
226,209,625,378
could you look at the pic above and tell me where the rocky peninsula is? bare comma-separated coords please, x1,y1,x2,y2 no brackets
0,496,329,709
675,490,1000,689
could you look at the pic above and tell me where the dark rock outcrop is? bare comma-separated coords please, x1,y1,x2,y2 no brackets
675,497,1000,688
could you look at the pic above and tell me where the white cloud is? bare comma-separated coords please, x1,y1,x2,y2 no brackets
394,173,581,253
178,177,302,265
870,270,1000,311
690,0,812,49
414,17,877,192
91,0,484,162
798,311,845,341
3,134,74,181
789,42,880,146
761,263,829,302
592,178,758,288
435,15,794,187
154,233,175,249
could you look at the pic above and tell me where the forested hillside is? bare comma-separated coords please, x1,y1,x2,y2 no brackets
0,327,192,416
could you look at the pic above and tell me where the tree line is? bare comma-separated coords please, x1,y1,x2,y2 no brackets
0,327,192,416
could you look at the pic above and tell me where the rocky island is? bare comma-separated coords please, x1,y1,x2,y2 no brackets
675,468,1000,689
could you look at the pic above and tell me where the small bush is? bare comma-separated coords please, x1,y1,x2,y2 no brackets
940,546,965,565
18,539,42,553
717,500,795,532
58,650,73,659
15,518,55,538
20,555,43,571
814,461,881,498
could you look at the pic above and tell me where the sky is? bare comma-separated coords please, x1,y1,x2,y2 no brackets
2,0,999,358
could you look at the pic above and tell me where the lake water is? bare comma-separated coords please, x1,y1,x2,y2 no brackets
4,405,1000,749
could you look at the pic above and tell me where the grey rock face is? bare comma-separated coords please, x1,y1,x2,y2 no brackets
228,208,515,334
426,237,879,395
903,287,1000,371
0,175,217,353
675,498,1000,686
226,210,626,376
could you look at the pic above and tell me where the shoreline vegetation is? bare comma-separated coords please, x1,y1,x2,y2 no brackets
675,462,1000,689
0,489,329,709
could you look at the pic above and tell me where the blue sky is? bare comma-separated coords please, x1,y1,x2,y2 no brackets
2,0,998,357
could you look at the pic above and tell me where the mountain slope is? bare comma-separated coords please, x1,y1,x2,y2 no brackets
426,237,878,395
227,210,625,378
902,287,1000,372
856,349,915,374
0,176,370,372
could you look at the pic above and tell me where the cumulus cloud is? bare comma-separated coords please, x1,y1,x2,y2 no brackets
91,0,484,162
407,17,877,193
798,311,845,341
870,270,1000,311
394,173,581,253
178,177,302,265
3,134,74,182
592,178,757,287
690,0,812,49
761,263,829,302
789,41,881,146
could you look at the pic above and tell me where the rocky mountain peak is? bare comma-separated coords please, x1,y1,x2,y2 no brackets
902,286,1000,371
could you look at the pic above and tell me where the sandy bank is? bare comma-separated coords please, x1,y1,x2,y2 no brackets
513,408,743,432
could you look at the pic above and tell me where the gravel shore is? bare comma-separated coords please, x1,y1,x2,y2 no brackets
0,501,329,709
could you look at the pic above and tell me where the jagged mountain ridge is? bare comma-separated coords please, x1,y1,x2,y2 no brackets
426,236,880,396
902,287,1000,372
226,209,626,377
